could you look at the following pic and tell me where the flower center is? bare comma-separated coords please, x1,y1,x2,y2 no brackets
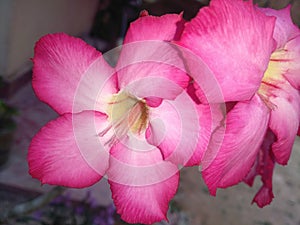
261,49,287,84
106,91,149,136
257,49,287,109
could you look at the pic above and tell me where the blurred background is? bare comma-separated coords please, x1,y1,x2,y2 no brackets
0,0,299,224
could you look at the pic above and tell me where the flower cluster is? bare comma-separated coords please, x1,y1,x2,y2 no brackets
28,0,300,224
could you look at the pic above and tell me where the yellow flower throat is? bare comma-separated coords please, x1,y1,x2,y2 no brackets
258,49,287,109
106,91,149,135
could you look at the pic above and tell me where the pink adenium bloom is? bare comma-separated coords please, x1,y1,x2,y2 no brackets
179,0,300,207
244,5,300,207
28,13,213,224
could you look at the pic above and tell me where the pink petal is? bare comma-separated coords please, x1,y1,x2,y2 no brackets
253,185,274,208
116,41,189,100
118,13,188,99
33,33,116,115
179,0,276,102
268,83,300,165
144,96,163,108
243,131,276,207
178,48,225,103
251,131,276,207
107,135,179,186
109,175,178,224
282,36,300,90
107,136,179,224
202,95,270,195
186,80,201,104
243,130,275,188
123,12,185,44
259,6,300,49
146,91,222,166
187,103,225,166
243,156,259,187
28,111,110,188
73,58,118,113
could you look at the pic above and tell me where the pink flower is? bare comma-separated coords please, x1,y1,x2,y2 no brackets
179,0,300,207
28,13,213,224
244,5,300,207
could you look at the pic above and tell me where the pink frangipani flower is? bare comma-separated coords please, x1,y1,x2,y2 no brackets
28,13,214,224
179,0,300,207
